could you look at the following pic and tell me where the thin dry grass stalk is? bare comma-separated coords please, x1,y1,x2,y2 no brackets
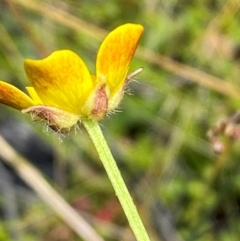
0,135,104,241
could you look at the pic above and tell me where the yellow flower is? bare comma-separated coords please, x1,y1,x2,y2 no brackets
0,23,143,133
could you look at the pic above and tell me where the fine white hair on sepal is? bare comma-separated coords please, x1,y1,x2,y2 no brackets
107,108,123,117
128,78,140,84
124,86,135,96
55,120,82,141
56,129,70,141
42,122,51,135
29,110,51,134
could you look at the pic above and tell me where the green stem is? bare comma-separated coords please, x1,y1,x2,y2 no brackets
82,119,151,241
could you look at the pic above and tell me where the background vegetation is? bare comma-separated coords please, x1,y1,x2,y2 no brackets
1,0,240,240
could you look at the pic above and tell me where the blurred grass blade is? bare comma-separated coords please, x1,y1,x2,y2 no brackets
0,135,104,241
137,47,240,99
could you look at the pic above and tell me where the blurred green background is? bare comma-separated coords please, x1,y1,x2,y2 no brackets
1,0,240,240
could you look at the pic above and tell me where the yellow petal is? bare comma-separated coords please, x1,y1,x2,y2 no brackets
0,81,35,110
24,50,93,115
96,23,143,97
26,87,43,104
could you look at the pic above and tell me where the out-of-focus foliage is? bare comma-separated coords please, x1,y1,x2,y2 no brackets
1,0,240,240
